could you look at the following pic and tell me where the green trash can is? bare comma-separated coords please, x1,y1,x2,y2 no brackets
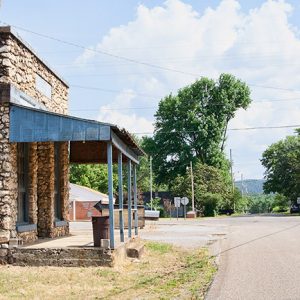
92,216,110,247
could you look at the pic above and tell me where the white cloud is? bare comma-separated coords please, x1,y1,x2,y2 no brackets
97,89,154,134
77,0,300,178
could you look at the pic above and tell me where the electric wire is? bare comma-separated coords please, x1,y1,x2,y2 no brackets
2,21,300,94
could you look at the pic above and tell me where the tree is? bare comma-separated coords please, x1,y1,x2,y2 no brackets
143,73,251,185
70,164,118,194
170,161,234,215
261,130,300,203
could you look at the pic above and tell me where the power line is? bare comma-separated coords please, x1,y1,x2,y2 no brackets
68,97,300,112
3,21,300,94
1,21,201,78
69,83,300,103
131,124,300,135
70,84,160,99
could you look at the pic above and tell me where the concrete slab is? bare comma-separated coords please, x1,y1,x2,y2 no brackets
22,221,133,249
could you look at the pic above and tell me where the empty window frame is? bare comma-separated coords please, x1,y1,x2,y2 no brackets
36,74,52,99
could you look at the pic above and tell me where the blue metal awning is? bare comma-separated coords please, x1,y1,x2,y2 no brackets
9,104,111,142
9,104,143,164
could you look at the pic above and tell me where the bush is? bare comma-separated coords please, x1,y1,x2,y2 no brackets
202,193,222,216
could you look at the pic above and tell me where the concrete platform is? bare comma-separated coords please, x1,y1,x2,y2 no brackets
22,221,131,249
0,222,143,267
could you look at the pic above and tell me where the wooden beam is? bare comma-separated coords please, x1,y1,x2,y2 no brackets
111,131,139,164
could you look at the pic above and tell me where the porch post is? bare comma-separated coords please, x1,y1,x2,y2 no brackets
127,159,132,238
118,151,124,242
107,141,115,249
133,163,138,236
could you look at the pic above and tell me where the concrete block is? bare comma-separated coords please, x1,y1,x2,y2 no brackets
101,239,110,249
126,242,144,259
187,211,196,218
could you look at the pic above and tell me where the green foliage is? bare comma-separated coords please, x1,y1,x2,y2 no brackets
143,73,251,185
231,188,248,213
170,161,235,216
201,193,222,216
247,194,274,214
70,164,118,194
245,193,289,214
261,132,300,203
149,197,161,211
272,194,289,212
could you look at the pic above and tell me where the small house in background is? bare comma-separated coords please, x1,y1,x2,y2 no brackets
69,183,115,221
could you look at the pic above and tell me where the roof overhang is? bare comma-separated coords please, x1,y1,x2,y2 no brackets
6,85,144,164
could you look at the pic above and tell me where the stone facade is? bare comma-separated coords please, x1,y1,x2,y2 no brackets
0,27,69,246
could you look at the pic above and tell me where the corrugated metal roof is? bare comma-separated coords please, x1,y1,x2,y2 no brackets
69,183,115,204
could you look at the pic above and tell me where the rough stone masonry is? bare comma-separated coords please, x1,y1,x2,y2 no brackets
0,26,70,248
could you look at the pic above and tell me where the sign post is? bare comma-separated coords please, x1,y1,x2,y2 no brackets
174,197,181,220
181,197,189,220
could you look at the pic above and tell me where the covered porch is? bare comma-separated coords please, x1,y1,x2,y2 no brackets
9,102,145,250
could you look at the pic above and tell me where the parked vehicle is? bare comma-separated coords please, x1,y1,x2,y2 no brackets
290,204,300,214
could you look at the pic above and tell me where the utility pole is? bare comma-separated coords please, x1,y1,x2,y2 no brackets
150,156,153,210
230,149,234,193
190,161,195,212
241,173,244,197
230,149,235,211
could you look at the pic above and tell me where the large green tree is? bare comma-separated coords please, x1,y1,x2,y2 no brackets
261,130,300,203
143,73,251,185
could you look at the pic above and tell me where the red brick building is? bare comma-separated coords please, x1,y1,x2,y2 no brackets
69,183,115,221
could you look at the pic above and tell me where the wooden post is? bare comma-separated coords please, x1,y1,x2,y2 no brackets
118,151,124,242
107,142,115,249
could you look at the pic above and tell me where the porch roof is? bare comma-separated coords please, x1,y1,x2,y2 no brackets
9,104,144,164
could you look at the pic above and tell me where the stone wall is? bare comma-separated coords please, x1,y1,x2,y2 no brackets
0,27,70,245
0,27,68,113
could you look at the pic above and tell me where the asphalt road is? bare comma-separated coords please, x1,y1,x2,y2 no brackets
141,216,300,300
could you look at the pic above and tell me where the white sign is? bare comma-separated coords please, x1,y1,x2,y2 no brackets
181,197,189,205
297,197,300,204
174,197,181,208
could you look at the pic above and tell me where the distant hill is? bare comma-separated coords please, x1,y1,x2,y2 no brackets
235,179,265,195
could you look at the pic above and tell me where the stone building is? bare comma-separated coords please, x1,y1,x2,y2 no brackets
0,26,69,245
0,26,144,250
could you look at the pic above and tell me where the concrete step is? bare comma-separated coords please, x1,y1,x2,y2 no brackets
8,247,114,267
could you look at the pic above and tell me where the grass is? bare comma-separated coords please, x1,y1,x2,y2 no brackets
0,241,216,300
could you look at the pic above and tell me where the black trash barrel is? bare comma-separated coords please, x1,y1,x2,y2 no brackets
92,216,110,247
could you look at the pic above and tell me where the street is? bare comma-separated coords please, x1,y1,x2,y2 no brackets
141,216,300,300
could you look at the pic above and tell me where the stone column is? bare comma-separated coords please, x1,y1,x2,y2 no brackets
60,142,69,221
37,142,55,238
28,143,38,225
0,103,18,244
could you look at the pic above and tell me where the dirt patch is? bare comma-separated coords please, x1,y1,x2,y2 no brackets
0,241,216,299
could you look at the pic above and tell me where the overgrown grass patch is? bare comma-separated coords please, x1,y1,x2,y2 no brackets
0,241,216,300
145,240,173,254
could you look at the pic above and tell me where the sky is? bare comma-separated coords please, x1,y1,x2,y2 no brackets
1,0,300,180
